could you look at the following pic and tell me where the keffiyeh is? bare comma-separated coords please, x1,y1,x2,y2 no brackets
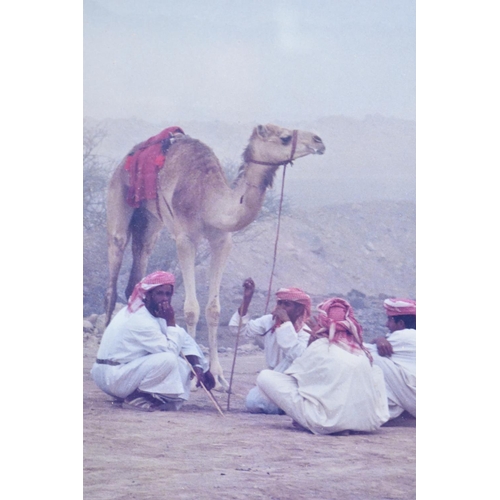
314,297,372,362
275,287,311,332
127,271,176,313
383,298,416,317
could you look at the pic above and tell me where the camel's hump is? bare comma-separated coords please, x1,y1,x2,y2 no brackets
166,135,221,171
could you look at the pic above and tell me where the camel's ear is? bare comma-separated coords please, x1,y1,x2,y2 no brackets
256,124,270,139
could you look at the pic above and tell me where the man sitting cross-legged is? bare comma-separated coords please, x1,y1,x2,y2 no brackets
229,278,312,414
256,297,390,434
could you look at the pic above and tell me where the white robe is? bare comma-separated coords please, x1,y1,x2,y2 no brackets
91,307,208,406
229,311,310,414
364,328,416,419
257,338,390,434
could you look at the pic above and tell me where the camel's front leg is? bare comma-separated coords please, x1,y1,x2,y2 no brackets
206,232,233,392
175,233,200,338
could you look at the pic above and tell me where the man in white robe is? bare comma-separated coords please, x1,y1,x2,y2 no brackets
229,278,312,414
364,298,416,420
257,298,390,434
91,271,215,412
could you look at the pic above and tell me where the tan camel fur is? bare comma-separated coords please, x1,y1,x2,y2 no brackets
105,123,325,390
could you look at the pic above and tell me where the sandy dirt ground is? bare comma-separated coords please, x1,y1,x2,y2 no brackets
83,338,415,500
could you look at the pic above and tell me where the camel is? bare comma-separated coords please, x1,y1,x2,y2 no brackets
104,123,325,390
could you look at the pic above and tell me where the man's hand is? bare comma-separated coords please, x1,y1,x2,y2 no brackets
192,365,204,383
200,370,216,391
272,307,291,326
373,337,394,357
192,366,216,391
307,329,321,346
239,278,255,316
155,301,176,326
305,316,318,332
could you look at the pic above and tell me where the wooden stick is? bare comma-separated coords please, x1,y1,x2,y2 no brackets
227,310,243,411
181,353,224,417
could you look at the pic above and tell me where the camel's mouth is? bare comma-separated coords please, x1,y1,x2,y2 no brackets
312,135,325,155
308,145,326,155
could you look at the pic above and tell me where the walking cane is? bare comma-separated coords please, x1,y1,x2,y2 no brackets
226,303,244,411
181,352,224,417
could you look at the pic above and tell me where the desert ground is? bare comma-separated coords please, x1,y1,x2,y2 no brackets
83,332,416,500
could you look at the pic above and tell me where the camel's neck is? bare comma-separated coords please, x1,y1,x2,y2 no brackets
204,162,278,232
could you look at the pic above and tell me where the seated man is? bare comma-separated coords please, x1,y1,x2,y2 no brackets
257,298,390,435
229,278,312,414
91,271,215,412
365,298,416,420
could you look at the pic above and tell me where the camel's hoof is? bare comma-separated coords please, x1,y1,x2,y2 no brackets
212,384,228,393
212,377,229,393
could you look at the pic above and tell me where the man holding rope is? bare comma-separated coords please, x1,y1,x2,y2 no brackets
229,278,312,414
91,271,215,412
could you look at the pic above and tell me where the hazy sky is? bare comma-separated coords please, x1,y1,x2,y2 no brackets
84,0,415,124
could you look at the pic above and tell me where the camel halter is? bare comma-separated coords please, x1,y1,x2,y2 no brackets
248,130,298,168
227,131,298,406
244,129,298,313
227,161,290,409
259,131,298,313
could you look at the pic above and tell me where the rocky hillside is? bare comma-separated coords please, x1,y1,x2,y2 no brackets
189,200,415,343
84,199,415,345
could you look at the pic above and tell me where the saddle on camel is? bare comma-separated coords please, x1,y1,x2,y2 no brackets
124,126,185,208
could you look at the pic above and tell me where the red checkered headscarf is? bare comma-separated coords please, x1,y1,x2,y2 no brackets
127,271,176,313
314,298,372,363
275,287,311,332
383,298,416,316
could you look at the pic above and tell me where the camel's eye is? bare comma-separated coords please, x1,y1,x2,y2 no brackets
280,135,292,145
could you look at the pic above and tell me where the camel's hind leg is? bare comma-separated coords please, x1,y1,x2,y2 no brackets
125,208,164,299
105,183,135,325
105,231,132,325
205,231,233,392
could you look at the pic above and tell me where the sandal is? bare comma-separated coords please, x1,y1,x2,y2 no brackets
122,395,158,412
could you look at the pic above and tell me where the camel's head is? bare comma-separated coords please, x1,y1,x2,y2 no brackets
248,123,325,166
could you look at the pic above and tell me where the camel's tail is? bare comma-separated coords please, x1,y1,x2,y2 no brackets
123,207,151,299
128,207,149,247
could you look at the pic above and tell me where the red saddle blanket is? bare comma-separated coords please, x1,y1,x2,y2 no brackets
124,126,184,207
